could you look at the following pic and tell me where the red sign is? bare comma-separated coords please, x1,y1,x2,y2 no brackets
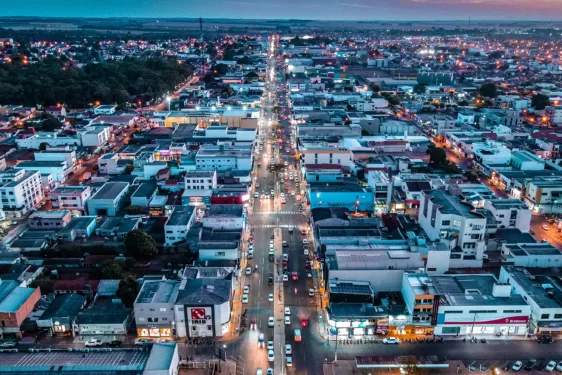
445,316,529,325
191,308,206,320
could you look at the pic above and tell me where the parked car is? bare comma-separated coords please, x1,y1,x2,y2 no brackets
0,341,17,348
268,317,274,327
524,359,537,371
545,361,556,372
537,335,553,344
285,344,292,355
106,340,122,347
85,339,104,347
135,338,154,346
512,361,523,372
242,294,249,304
268,350,274,362
383,337,400,345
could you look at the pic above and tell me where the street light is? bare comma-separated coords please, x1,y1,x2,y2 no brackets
166,96,171,111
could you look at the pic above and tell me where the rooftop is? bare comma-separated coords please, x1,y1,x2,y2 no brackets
29,210,70,219
136,280,179,304
424,190,484,218
503,266,562,309
90,182,129,200
0,280,36,313
166,205,195,226
176,278,231,305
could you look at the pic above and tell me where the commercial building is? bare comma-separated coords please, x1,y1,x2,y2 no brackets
483,198,531,233
308,183,374,211
184,170,217,190
500,243,562,267
510,150,545,171
401,273,439,335
134,280,180,339
77,302,132,335
34,150,77,171
60,216,97,241
131,183,158,208
0,280,41,339
80,126,111,147
524,180,562,214
15,132,81,150
165,205,196,246
0,169,43,218
500,266,562,334
15,160,69,183
49,185,92,211
174,278,232,338
93,104,117,115
28,210,72,230
201,204,246,230
196,145,253,171
419,188,487,268
37,293,87,336
298,141,352,167
161,108,259,129
86,182,130,217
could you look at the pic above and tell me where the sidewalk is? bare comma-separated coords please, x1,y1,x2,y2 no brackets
324,360,492,375
323,332,535,342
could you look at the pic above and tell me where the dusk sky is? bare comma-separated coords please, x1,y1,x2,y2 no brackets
2,0,562,21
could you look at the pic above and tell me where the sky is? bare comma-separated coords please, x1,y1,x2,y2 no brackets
2,0,562,21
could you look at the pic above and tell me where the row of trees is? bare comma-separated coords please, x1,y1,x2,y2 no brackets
0,56,193,108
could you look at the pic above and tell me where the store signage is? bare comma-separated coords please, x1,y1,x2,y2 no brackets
445,316,529,325
191,308,206,320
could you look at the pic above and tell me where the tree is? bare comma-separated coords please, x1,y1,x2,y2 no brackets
531,93,550,110
125,229,158,258
479,82,498,98
488,50,504,59
368,83,380,93
123,164,134,174
245,71,259,80
412,83,427,95
386,95,401,106
41,116,63,131
427,145,447,165
236,56,252,65
39,142,49,151
30,277,55,295
203,72,216,84
401,357,422,375
212,63,229,75
116,275,139,307
100,260,124,279
464,170,479,182
126,205,146,215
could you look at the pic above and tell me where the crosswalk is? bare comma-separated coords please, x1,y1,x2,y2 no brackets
251,224,296,229
253,211,303,215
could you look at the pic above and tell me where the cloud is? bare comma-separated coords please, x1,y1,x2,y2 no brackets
339,1,376,8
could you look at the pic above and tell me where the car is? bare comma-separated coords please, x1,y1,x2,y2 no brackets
285,344,292,355
281,198,286,204
256,369,263,375
545,361,556,372
246,267,252,275
268,293,274,302
254,192,259,198
280,193,285,198
524,359,536,371
282,241,288,247
156,339,173,343
135,338,154,346
282,274,288,281
301,318,309,327
285,307,291,315
304,249,309,256
268,317,275,327
307,272,312,278
244,286,250,294
291,191,295,196
286,357,293,367
556,361,562,371
543,225,550,231
309,288,315,296
106,339,123,347
267,340,274,350
0,341,17,348
242,294,249,304
266,368,273,375
256,183,260,188
85,339,104,347
303,244,308,250
382,337,400,344
537,335,553,344
285,316,291,325
302,239,308,244
268,349,274,362
10,221,17,225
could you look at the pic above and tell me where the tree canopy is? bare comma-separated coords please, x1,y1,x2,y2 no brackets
116,275,139,307
0,56,193,108
427,144,448,165
412,83,427,95
479,82,498,98
125,229,158,258
100,260,124,279
531,93,550,110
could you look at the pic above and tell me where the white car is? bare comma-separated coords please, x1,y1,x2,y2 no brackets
304,249,309,256
268,317,275,327
545,361,556,372
268,293,274,302
244,286,250,294
284,316,291,325
135,338,153,346
280,193,285,198
246,267,252,275
282,274,288,282
556,361,562,371
242,293,249,303
256,183,260,188
383,337,400,344
268,350,274,362
285,344,292,355
291,191,295,196
284,307,291,315
309,288,315,296
254,192,259,198
302,239,308,244
286,357,293,367
267,340,274,350
85,339,103,347
512,361,523,371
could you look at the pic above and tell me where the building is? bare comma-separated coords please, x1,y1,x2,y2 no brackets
419,188,486,267
162,108,259,129
201,204,246,230
14,160,69,183
0,169,43,218
174,278,232,338
49,185,92,211
80,126,110,147
510,150,545,171
93,104,117,115
524,180,562,214
77,302,132,335
28,210,72,230
401,273,439,335
545,105,562,126
184,170,217,190
86,182,130,217
165,206,196,246
500,266,562,334
195,145,253,171
0,280,41,339
432,273,530,336
131,183,158,208
501,243,562,267
34,150,77,171
37,293,87,336
308,183,374,211
15,132,81,150
60,216,97,241
134,280,179,339
483,199,531,233
298,141,352,167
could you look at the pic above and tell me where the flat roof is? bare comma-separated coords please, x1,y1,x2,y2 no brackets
424,190,484,218
16,161,65,168
136,280,179,304
309,183,372,193
90,182,129,200
175,278,231,305
0,281,35,313
30,210,70,219
167,205,195,226
328,279,373,295
131,182,157,198
144,343,177,371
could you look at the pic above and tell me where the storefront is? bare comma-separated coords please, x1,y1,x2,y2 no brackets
326,304,387,337
435,316,529,336
537,321,562,334
137,325,173,338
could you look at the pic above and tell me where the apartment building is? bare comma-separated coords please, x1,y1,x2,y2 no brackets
0,169,43,218
299,141,352,167
134,280,180,338
524,180,562,214
49,186,91,210
195,145,253,171
483,199,532,232
165,206,196,246
80,126,110,147
419,188,487,267
28,210,72,230
184,171,217,190
15,160,69,183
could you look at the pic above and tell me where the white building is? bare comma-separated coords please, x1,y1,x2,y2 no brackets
524,180,562,214
165,206,196,246
201,205,245,231
174,278,232,338
545,106,562,125
80,126,110,147
34,150,77,171
483,198,532,233
196,146,253,171
472,141,512,167
93,105,117,115
510,150,545,171
433,273,531,336
0,169,43,218
419,188,486,268
299,141,352,167
49,185,92,211
15,160,69,183
15,132,81,150
86,182,129,217
134,280,179,339
457,112,475,125
500,266,562,334
184,171,217,190
501,243,562,268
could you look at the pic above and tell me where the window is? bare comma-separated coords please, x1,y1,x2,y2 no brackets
160,308,167,312
504,310,522,314
441,220,451,226
427,268,437,272
541,314,550,319
469,310,497,314
444,311,463,314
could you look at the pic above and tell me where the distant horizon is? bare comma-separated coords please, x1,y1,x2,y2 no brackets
2,0,562,22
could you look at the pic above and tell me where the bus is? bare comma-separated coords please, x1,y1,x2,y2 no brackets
294,329,302,342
